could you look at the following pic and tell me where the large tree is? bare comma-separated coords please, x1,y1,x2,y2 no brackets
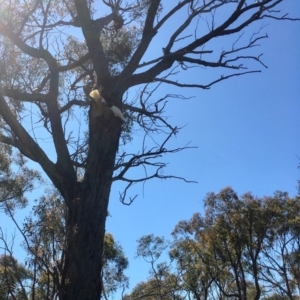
0,0,298,299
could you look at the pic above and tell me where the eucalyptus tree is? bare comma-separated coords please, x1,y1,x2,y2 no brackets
0,254,31,300
0,143,39,212
171,188,300,300
0,0,298,299
124,234,183,300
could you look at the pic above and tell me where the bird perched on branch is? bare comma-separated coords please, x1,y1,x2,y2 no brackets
89,90,126,122
110,105,126,122
89,90,105,104
89,89,106,118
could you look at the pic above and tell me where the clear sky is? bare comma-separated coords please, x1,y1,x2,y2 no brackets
0,0,300,296
106,0,300,291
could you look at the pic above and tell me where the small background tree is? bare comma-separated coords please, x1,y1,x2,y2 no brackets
124,188,300,300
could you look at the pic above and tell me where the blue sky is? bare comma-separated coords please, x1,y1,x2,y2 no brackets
106,0,300,291
0,0,300,296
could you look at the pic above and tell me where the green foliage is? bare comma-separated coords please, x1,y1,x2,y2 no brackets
0,254,31,300
128,187,300,300
0,144,40,212
100,27,140,75
19,190,129,299
125,275,183,300
136,234,168,261
124,234,183,300
102,233,129,296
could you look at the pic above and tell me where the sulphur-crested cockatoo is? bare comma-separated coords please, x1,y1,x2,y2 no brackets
110,105,126,122
89,90,106,104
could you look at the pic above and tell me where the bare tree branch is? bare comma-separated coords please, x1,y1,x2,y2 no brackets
0,90,63,191
119,0,162,79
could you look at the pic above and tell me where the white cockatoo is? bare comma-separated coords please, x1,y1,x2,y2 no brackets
89,89,101,101
89,90,125,121
110,105,126,122
89,90,106,104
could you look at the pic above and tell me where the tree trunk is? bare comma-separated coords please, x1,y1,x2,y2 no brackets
59,105,122,300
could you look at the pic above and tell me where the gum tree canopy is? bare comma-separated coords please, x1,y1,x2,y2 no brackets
0,0,298,299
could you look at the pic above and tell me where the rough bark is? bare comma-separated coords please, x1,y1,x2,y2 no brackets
60,103,122,300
